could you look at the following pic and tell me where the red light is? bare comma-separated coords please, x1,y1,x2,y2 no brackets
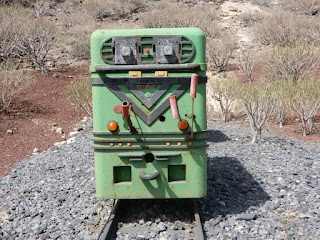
108,121,118,132
178,120,189,130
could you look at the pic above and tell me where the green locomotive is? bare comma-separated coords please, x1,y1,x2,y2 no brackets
91,28,207,199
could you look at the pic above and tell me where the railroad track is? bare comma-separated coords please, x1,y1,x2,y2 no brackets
98,199,205,240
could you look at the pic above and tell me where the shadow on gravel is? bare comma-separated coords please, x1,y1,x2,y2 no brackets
206,130,230,143
201,156,270,219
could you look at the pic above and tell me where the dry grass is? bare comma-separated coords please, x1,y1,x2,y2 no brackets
68,78,92,117
81,0,148,21
280,0,320,16
139,4,220,39
253,11,320,45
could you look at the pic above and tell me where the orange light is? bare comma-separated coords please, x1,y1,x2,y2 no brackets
107,121,118,132
178,120,189,130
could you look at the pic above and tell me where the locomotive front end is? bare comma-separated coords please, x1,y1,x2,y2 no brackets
91,28,207,199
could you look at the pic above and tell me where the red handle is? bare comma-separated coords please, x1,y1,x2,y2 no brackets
190,74,198,99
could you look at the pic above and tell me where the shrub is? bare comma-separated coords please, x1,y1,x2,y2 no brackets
264,43,320,83
210,77,240,122
82,0,148,21
207,36,236,72
237,51,258,82
14,18,57,75
68,78,92,117
0,4,33,62
250,0,272,7
237,81,277,143
253,11,320,45
285,79,320,137
0,61,34,114
239,12,263,27
139,5,220,39
280,0,320,16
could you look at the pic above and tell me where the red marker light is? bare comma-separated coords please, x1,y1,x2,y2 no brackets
108,121,118,132
178,120,189,130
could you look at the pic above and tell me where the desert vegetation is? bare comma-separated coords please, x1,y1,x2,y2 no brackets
0,0,319,144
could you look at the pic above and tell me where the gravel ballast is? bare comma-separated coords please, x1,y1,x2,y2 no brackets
1,121,319,239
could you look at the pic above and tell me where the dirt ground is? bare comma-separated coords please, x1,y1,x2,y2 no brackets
0,64,89,176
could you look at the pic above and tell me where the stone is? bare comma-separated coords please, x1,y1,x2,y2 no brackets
56,127,63,134
236,213,256,221
228,6,242,12
6,129,13,134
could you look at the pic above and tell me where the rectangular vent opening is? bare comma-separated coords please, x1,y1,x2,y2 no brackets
113,166,131,183
168,165,186,182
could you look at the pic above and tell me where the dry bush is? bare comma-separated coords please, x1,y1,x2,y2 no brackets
239,12,263,27
82,0,148,21
68,78,92,117
59,11,141,61
280,0,320,16
206,36,237,72
253,11,320,45
14,18,57,74
250,0,272,7
139,5,220,39
59,12,98,60
0,61,34,114
0,4,33,61
264,44,320,83
237,51,258,82
210,77,240,122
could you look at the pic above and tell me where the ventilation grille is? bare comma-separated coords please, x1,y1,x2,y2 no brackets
100,35,195,65
180,36,195,63
100,38,113,64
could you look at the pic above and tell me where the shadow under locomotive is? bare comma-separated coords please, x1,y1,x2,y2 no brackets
201,154,270,219
206,129,231,143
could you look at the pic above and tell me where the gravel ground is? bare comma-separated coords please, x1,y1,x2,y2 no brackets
202,121,320,240
1,120,320,239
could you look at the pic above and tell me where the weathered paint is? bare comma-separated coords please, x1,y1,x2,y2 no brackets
91,28,207,199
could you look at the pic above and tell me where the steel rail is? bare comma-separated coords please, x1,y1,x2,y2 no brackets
193,199,205,240
98,199,205,240
98,200,124,240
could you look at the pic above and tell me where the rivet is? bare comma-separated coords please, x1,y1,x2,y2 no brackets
127,142,132,146
166,142,171,146
118,142,123,147
188,142,192,146
109,142,114,146
177,142,182,146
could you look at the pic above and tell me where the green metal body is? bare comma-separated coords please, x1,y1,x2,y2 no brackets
91,28,207,199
